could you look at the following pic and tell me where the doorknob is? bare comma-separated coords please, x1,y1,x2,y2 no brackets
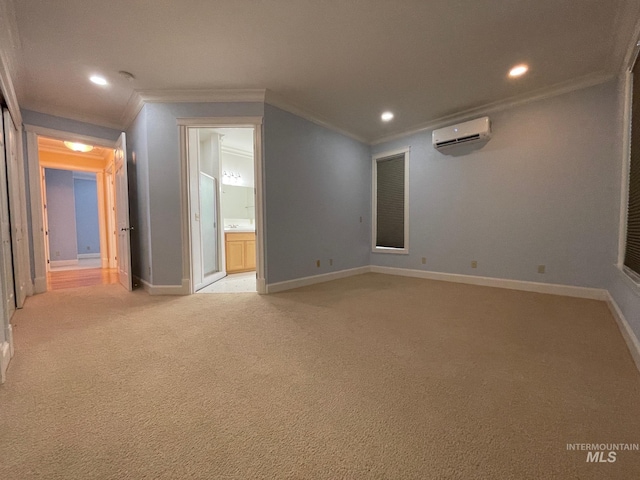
120,226,135,232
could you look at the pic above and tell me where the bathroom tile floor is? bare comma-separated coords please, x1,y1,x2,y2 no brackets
197,272,256,294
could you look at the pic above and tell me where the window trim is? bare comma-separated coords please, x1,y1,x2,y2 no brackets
619,60,640,292
371,147,410,255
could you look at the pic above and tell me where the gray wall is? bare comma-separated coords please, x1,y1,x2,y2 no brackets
73,175,100,255
371,81,620,289
144,102,264,286
44,168,78,261
263,104,371,284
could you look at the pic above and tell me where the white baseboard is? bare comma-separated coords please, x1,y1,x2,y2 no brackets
77,253,101,259
33,276,46,294
605,292,640,374
256,276,267,295
137,276,190,296
50,259,78,268
266,266,370,293
369,266,608,300
0,325,13,384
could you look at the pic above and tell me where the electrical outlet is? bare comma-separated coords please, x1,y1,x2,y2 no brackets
471,260,477,268
538,265,546,274
316,260,320,268
359,216,363,223
329,259,333,266
86,246,90,251
421,257,426,264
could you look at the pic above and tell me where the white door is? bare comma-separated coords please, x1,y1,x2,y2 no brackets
3,109,26,308
0,112,14,320
40,166,51,272
114,133,132,291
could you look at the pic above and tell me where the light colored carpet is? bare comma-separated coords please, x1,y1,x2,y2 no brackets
1,273,639,479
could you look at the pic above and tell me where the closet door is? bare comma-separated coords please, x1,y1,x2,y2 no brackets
3,109,27,307
0,111,15,319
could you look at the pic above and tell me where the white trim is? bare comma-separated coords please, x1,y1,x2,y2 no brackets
0,324,13,384
139,89,266,104
265,90,369,144
256,276,267,295
179,127,191,293
369,265,608,300
179,118,266,296
138,277,190,296
177,116,264,127
619,10,640,72
618,71,633,267
121,91,145,130
50,259,79,268
27,133,47,287
605,291,640,374
221,145,253,159
266,266,370,293
615,265,640,296
372,147,410,255
371,73,614,145
24,125,117,148
77,253,101,259
33,276,46,294
26,127,119,294
7,322,13,357
0,340,11,384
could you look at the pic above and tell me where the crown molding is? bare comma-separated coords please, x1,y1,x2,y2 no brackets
221,144,252,159
136,88,267,104
622,17,640,72
121,90,144,130
615,0,640,72
264,90,369,144
371,72,615,146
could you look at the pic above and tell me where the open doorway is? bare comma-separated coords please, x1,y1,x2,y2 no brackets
36,137,118,290
184,125,260,294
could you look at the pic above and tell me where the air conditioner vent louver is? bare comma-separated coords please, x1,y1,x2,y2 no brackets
435,134,481,148
432,117,491,152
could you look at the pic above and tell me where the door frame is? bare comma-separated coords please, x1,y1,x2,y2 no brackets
178,117,266,294
25,125,117,293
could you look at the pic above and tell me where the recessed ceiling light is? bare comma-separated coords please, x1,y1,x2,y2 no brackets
508,64,528,78
381,111,394,122
64,141,94,153
89,75,108,86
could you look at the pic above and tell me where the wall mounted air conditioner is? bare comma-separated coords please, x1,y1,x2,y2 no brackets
432,116,491,151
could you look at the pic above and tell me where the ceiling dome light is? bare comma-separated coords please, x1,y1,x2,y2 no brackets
508,64,528,78
64,141,94,153
89,75,108,86
381,111,394,122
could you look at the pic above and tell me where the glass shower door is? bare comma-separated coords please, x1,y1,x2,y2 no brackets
200,172,218,278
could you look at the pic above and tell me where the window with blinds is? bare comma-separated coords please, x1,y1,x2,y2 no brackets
625,59,640,278
372,149,409,254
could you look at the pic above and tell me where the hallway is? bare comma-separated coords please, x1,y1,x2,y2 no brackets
47,267,118,290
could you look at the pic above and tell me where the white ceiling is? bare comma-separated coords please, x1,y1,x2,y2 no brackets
11,0,640,143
